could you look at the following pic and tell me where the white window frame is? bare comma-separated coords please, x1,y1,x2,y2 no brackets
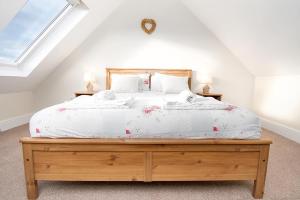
0,2,74,66
0,0,87,77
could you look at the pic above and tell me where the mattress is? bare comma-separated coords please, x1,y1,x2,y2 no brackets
30,92,261,139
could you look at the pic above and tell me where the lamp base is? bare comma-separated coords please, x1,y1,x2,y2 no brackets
86,82,94,92
202,84,210,94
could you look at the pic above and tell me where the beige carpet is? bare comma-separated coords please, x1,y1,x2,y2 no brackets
0,125,299,200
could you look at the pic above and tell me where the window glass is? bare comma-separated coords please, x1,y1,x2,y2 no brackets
0,0,69,64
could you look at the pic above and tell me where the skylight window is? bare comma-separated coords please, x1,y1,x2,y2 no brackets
0,0,71,64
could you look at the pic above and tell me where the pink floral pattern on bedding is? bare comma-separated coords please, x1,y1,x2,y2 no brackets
29,94,261,139
143,105,161,114
35,128,40,134
213,126,219,132
125,129,131,135
225,105,237,111
57,107,66,112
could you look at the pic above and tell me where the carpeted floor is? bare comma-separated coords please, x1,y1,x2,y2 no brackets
0,125,299,200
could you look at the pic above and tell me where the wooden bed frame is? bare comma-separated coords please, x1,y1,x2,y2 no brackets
20,68,272,200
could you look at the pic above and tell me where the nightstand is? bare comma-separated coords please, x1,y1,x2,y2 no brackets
197,93,222,101
74,91,97,97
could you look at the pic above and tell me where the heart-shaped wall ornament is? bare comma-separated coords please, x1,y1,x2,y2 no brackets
141,18,156,35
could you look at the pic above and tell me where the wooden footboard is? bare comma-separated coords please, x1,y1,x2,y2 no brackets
20,138,271,200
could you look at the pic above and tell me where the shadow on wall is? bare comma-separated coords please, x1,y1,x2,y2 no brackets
254,75,300,130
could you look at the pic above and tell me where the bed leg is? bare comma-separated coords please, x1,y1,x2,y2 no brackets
253,145,270,199
22,143,38,200
26,180,38,200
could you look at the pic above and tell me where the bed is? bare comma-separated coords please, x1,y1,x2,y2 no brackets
20,68,271,200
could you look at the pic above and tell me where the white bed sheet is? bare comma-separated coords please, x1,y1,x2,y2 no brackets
30,92,261,139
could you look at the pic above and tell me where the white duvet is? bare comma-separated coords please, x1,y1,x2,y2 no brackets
30,92,261,139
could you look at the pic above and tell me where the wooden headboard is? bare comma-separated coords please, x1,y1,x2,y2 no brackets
106,68,192,90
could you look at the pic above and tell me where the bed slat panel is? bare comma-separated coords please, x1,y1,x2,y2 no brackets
152,151,259,181
33,151,145,181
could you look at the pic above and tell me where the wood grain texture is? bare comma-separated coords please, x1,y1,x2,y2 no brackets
34,151,144,181
152,152,259,181
29,144,263,152
21,138,271,199
105,68,192,90
253,145,270,198
145,152,152,182
20,137,272,145
22,144,38,200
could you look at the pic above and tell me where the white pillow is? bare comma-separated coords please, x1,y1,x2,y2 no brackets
151,73,162,92
138,73,150,91
111,75,139,92
160,74,189,93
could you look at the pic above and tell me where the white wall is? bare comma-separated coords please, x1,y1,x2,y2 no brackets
254,76,300,130
0,91,33,121
34,0,254,110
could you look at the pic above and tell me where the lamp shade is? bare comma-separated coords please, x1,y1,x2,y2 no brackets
84,72,96,82
200,74,212,84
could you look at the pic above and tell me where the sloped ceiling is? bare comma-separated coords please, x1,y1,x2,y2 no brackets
1,0,300,93
182,0,300,76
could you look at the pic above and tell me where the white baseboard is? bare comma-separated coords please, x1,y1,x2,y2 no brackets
260,117,300,144
0,113,32,132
